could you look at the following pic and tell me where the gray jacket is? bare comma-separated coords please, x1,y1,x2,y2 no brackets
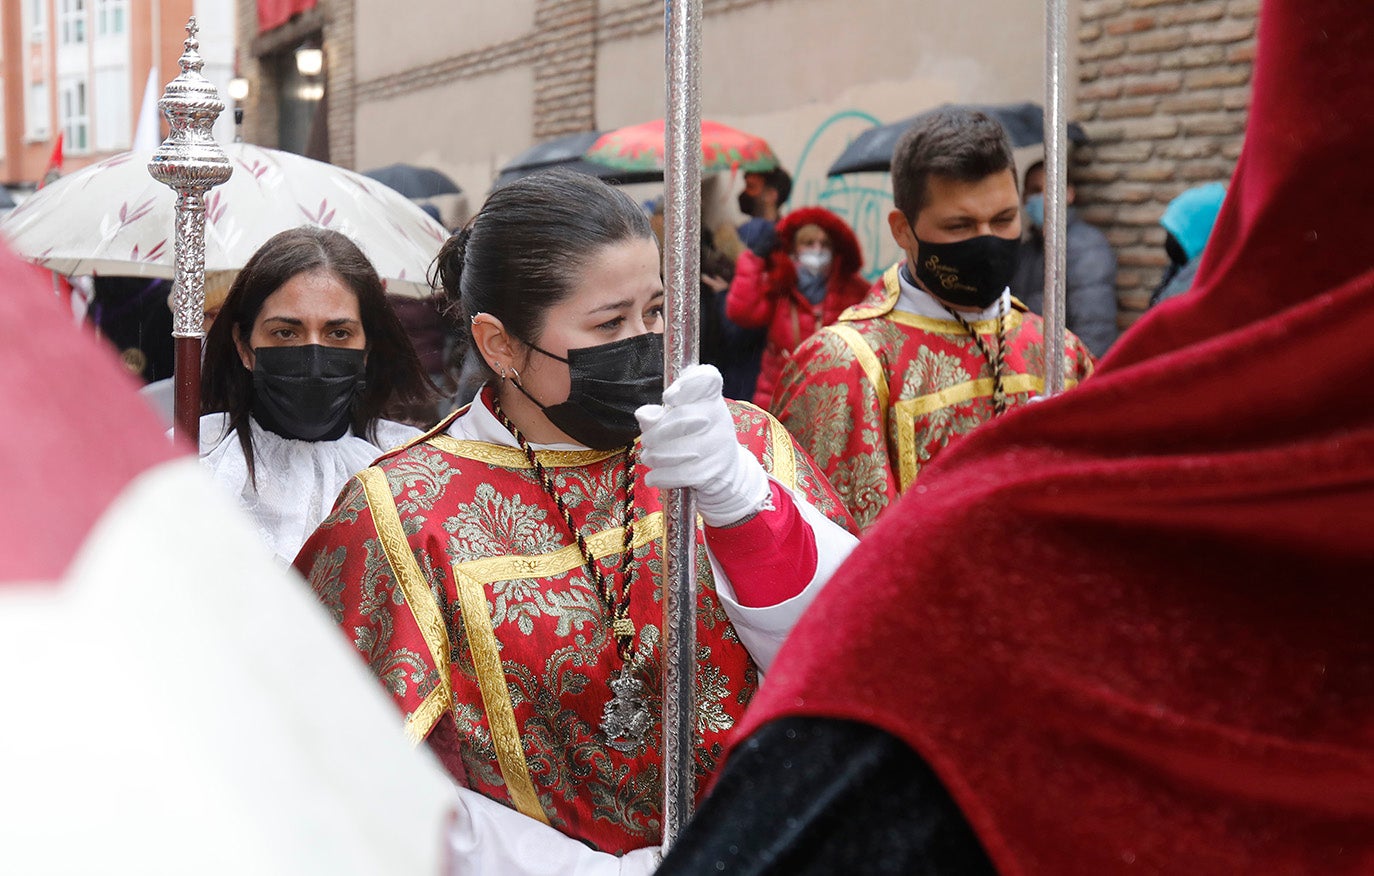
1013,211,1119,359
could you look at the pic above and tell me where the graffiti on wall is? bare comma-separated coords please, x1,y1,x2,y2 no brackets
792,109,902,281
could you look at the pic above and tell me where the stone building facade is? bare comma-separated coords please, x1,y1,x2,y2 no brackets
237,0,1259,330
1075,0,1257,323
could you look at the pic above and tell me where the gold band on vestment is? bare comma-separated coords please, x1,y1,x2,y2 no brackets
445,508,669,826
892,372,1080,489
884,306,1026,336
357,467,454,743
457,512,666,584
764,410,797,489
827,323,890,419
426,434,623,469
452,565,552,825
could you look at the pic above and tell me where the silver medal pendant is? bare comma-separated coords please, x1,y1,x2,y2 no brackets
601,667,653,753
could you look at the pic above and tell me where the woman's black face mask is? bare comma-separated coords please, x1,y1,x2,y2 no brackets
511,332,665,450
251,344,367,442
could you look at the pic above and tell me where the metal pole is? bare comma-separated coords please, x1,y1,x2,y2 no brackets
660,0,702,851
148,18,231,444
1041,0,1069,396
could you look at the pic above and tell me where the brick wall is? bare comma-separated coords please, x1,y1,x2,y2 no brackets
322,0,356,167
351,0,779,139
1075,0,1257,326
533,0,598,138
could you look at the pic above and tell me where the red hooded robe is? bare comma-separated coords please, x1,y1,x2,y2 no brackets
725,206,868,407
732,0,1374,872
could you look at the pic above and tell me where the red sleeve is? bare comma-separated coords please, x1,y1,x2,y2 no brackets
704,481,817,608
725,250,778,329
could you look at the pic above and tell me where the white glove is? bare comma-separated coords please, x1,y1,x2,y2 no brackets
636,364,771,527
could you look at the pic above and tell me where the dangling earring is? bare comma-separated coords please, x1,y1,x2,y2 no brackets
509,367,522,387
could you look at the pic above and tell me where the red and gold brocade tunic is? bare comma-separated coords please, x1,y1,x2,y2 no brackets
772,264,1096,531
296,392,850,855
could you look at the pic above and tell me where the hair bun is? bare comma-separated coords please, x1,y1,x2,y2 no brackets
430,223,474,302
450,225,473,262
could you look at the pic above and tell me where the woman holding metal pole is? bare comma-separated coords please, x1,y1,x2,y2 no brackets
294,170,856,874
659,0,1374,872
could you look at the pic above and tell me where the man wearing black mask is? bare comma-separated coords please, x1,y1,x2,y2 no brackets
770,108,1096,530
736,167,792,257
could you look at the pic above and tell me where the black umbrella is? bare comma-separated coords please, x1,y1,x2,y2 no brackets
361,163,463,199
494,131,663,188
826,102,1089,177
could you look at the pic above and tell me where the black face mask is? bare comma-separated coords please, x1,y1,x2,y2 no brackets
909,228,1020,310
251,344,367,442
737,191,759,217
513,332,664,450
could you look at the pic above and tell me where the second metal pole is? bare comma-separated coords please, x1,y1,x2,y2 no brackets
1042,0,1069,396
660,0,703,851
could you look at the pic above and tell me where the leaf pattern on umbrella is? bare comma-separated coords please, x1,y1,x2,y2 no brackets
342,174,372,195
206,190,228,226
300,199,337,227
418,220,445,244
1,142,446,298
131,239,167,262
117,198,158,230
236,157,271,183
95,153,137,170
82,153,138,189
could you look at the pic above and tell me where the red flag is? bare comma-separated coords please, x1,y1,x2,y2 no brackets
39,132,63,188
257,0,317,33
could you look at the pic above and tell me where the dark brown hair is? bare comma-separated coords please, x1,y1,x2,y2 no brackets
430,168,655,379
202,226,435,475
891,108,1017,221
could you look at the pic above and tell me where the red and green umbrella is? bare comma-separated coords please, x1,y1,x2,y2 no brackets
584,119,779,174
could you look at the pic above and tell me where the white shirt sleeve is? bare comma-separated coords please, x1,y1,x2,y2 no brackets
704,479,858,672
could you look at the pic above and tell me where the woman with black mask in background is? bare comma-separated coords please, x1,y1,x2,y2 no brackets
294,170,856,875
200,227,435,563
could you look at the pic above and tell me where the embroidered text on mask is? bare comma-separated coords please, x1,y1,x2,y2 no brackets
910,230,1020,310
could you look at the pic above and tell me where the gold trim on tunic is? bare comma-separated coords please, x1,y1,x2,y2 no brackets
358,467,454,743
764,411,797,490
452,565,552,826
827,324,890,417
426,434,626,469
838,264,903,321
891,372,1079,489
456,512,666,585
884,307,1026,336
407,686,451,745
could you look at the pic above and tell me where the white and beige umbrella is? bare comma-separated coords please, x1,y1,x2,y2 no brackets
0,143,447,298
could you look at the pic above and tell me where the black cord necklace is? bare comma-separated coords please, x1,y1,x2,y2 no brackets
491,393,653,753
944,300,1009,416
